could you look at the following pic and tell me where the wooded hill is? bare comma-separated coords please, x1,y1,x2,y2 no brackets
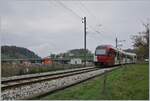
1,46,41,59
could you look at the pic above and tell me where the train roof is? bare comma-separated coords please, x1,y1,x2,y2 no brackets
96,45,136,56
96,45,114,49
114,48,136,56
124,52,136,56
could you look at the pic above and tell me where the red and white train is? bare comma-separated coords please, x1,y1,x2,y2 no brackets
94,45,137,66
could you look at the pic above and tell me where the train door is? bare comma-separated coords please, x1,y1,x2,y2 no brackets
121,53,125,64
108,49,115,65
115,51,119,65
122,54,126,64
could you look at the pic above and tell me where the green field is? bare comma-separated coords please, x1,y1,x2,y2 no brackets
38,64,149,100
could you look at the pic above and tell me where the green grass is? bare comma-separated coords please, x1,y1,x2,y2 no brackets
38,64,149,100
2,63,93,77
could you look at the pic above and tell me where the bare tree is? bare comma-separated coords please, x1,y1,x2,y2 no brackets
132,22,149,61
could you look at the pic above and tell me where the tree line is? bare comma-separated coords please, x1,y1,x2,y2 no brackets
132,22,149,61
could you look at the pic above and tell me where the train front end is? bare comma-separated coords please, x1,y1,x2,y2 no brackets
94,45,115,67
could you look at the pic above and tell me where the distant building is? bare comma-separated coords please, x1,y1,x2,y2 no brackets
42,57,53,65
69,53,74,56
22,60,31,66
70,58,82,65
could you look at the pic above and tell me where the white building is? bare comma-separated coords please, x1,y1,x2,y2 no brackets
70,58,82,65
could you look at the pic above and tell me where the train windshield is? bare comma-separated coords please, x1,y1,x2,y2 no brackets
95,49,106,55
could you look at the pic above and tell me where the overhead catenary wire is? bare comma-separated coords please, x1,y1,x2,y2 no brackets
56,1,100,34
54,1,99,34
78,1,115,42
79,1,101,25
56,1,82,19
56,1,115,44
77,2,112,40
46,1,84,53
54,1,115,46
78,2,102,30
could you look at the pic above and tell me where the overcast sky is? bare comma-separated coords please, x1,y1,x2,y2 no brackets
1,0,150,57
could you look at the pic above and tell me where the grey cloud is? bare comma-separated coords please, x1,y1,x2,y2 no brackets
1,0,150,57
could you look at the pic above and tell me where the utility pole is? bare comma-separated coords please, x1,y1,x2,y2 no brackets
115,37,118,48
82,17,87,67
115,37,125,49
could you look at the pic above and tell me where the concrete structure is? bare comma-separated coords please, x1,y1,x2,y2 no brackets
70,58,82,65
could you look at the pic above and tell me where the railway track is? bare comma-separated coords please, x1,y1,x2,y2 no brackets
1,65,121,100
1,67,99,89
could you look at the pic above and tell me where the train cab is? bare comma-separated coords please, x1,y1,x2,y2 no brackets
94,45,137,67
94,45,115,66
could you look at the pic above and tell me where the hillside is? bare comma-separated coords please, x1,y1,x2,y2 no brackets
1,46,41,59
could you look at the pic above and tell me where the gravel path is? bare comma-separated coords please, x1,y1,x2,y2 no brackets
1,67,118,100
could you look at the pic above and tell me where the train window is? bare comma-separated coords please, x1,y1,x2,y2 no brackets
108,50,115,56
95,49,106,55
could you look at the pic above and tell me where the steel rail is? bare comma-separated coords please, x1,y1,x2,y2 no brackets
1,65,124,100
32,65,122,100
2,67,99,90
2,66,96,83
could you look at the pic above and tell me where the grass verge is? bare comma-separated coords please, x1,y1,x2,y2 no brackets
38,64,149,100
